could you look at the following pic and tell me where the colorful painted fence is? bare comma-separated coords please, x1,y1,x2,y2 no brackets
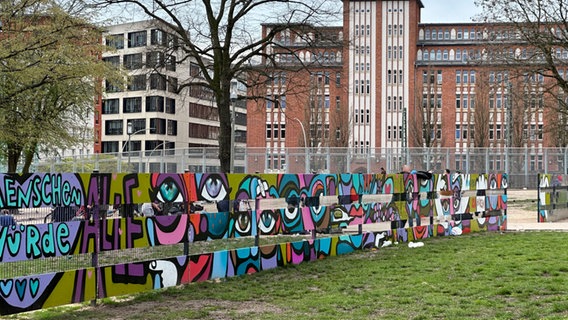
0,172,508,315
538,174,568,222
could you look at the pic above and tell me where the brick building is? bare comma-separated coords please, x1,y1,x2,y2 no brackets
246,0,565,173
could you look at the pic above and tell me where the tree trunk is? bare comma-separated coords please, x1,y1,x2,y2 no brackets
217,88,232,173
7,143,23,173
22,143,36,174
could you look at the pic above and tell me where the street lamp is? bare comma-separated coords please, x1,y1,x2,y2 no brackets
230,83,238,173
122,122,155,172
293,117,309,173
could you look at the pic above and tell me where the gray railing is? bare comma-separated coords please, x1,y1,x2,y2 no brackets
34,147,568,189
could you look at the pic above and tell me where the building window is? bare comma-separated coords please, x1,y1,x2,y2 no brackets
128,31,147,48
167,120,178,136
150,118,166,134
105,34,124,50
366,80,370,93
150,29,167,46
102,99,119,114
443,49,448,60
149,73,167,90
399,70,403,83
166,98,175,114
463,94,468,109
105,120,123,135
128,75,146,91
102,141,119,153
437,70,442,84
456,71,461,84
456,94,461,108
336,72,341,86
146,96,164,112
324,95,330,108
123,97,142,113
266,124,272,138
105,80,122,93
355,80,359,93
103,56,120,67
124,53,143,70
146,51,164,68
165,55,176,71
130,118,146,133
167,77,178,93
456,124,461,139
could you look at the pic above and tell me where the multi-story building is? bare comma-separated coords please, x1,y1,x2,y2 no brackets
96,20,247,172
246,0,563,173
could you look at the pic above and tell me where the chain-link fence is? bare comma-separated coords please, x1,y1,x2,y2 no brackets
34,147,568,189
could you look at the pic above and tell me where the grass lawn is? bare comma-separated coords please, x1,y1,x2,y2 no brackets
9,231,568,320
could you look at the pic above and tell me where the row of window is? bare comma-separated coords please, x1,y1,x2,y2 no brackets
423,124,442,141
422,94,442,109
387,24,404,36
101,140,175,154
354,79,371,94
454,124,543,141
354,24,371,36
105,29,177,50
354,109,371,124
104,52,176,72
387,46,404,60
386,126,404,140
387,96,404,111
105,118,176,136
419,48,479,62
421,28,479,41
265,96,287,108
266,124,286,139
102,96,176,115
387,70,404,84
353,141,371,154
456,70,477,84
354,46,371,55
105,74,178,93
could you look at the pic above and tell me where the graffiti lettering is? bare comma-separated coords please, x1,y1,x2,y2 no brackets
0,175,82,208
26,224,71,259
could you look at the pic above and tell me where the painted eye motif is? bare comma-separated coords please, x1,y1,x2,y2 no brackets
201,176,228,202
156,177,183,203
259,210,277,234
234,212,251,234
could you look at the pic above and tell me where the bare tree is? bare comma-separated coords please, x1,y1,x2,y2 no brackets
87,0,340,172
475,0,568,147
410,67,444,149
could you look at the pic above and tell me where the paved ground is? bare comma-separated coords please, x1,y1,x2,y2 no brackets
506,189,568,231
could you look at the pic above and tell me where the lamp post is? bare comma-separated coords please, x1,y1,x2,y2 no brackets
230,84,237,173
293,117,309,173
122,122,155,172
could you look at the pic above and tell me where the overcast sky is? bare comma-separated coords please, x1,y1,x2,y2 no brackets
421,0,482,23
